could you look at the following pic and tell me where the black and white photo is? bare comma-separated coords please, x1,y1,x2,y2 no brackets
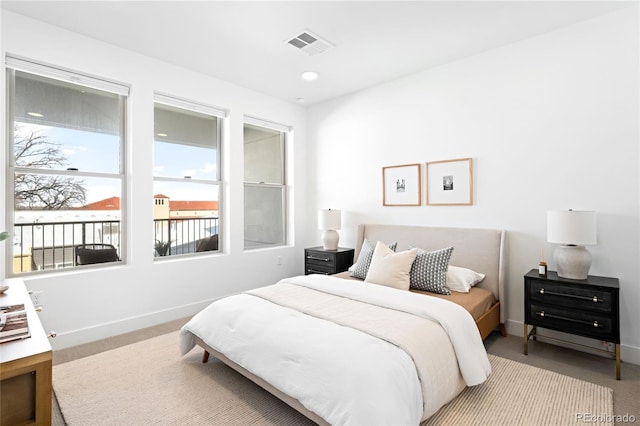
426,158,473,205
383,164,421,206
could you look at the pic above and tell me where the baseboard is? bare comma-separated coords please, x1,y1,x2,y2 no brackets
49,299,215,350
506,319,640,366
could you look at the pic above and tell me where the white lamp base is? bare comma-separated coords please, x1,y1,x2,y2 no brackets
554,245,592,280
322,230,339,251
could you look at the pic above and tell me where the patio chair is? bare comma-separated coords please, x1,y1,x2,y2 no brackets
196,234,219,252
75,244,119,265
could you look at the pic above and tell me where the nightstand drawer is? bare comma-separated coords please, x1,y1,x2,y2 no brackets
305,251,336,268
528,303,614,340
528,279,612,312
305,264,334,275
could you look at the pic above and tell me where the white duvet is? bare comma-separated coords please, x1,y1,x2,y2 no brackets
180,274,491,425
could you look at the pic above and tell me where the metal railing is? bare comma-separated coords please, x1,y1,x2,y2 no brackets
11,216,219,273
153,217,219,256
12,220,121,273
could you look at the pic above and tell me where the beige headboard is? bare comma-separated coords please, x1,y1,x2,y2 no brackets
354,224,507,323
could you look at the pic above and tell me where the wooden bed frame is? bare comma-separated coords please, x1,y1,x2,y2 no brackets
197,223,507,424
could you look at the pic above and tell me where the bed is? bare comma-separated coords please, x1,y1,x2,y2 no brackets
180,224,507,425
335,223,507,340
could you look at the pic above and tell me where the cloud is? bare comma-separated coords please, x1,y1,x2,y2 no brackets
200,162,216,174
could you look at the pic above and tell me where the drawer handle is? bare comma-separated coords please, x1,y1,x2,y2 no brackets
537,288,602,303
307,268,330,275
536,311,602,327
306,256,330,262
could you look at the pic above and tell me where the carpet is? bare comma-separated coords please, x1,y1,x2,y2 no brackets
53,331,614,426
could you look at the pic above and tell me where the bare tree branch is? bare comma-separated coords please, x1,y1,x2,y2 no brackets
13,124,87,210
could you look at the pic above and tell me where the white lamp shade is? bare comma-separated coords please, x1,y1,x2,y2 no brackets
547,210,596,245
318,209,341,230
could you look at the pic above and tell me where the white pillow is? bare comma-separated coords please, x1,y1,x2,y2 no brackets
364,241,418,290
446,265,486,293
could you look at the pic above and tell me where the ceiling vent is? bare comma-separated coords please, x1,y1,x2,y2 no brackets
286,30,334,56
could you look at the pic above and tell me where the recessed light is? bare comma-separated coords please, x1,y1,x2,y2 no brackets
301,71,318,81
27,112,44,118
157,133,168,137
295,97,306,103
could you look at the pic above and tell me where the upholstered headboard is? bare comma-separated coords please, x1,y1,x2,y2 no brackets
354,224,507,322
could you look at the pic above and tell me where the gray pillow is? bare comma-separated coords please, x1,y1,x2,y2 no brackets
409,246,454,294
350,239,398,279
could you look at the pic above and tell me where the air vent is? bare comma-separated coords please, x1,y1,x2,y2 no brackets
286,30,334,56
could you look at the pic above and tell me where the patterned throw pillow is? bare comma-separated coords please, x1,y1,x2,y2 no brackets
409,246,454,294
350,239,398,279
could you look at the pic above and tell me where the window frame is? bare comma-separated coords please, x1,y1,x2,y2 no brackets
243,116,290,250
152,93,226,259
5,56,129,276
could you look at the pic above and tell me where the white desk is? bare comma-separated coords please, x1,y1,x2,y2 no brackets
0,278,52,426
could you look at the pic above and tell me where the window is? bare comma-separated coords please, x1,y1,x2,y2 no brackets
243,117,289,249
153,94,224,258
6,57,128,274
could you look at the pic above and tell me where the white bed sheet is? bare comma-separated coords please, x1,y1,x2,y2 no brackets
181,275,491,425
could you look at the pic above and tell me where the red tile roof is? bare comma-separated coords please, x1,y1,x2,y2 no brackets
76,196,120,210
78,196,218,211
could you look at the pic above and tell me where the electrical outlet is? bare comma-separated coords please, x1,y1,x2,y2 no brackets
30,290,44,307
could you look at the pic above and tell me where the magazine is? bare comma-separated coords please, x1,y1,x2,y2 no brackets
0,304,31,343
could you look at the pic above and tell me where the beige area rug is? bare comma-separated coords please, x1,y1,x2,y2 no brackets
53,331,613,426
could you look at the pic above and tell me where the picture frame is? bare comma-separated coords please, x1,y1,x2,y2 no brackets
426,158,473,205
382,163,421,206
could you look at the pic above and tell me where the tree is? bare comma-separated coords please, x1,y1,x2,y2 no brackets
13,124,87,210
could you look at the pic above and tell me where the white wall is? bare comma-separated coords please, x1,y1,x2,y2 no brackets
0,11,308,348
308,7,640,363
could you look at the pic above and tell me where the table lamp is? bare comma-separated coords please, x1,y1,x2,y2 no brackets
318,209,341,250
547,210,596,280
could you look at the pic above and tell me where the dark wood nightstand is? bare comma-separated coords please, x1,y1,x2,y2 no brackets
523,269,621,379
304,247,354,275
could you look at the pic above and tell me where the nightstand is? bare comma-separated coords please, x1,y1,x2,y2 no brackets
523,269,620,379
304,247,354,275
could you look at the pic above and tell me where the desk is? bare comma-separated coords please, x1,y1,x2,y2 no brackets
0,278,52,425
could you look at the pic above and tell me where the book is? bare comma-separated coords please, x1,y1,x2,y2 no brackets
0,304,31,343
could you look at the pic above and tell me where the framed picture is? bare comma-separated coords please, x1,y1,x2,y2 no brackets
426,158,473,205
382,163,421,206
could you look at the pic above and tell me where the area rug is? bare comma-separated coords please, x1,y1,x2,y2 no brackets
53,331,613,426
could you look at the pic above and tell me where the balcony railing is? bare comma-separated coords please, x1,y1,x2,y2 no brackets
12,220,120,273
11,217,218,273
153,217,219,256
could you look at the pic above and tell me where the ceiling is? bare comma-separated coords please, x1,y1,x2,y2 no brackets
1,1,633,106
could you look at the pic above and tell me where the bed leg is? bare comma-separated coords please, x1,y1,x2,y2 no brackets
499,323,507,337
202,350,210,363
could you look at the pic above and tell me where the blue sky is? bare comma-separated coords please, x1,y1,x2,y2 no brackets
20,124,218,204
